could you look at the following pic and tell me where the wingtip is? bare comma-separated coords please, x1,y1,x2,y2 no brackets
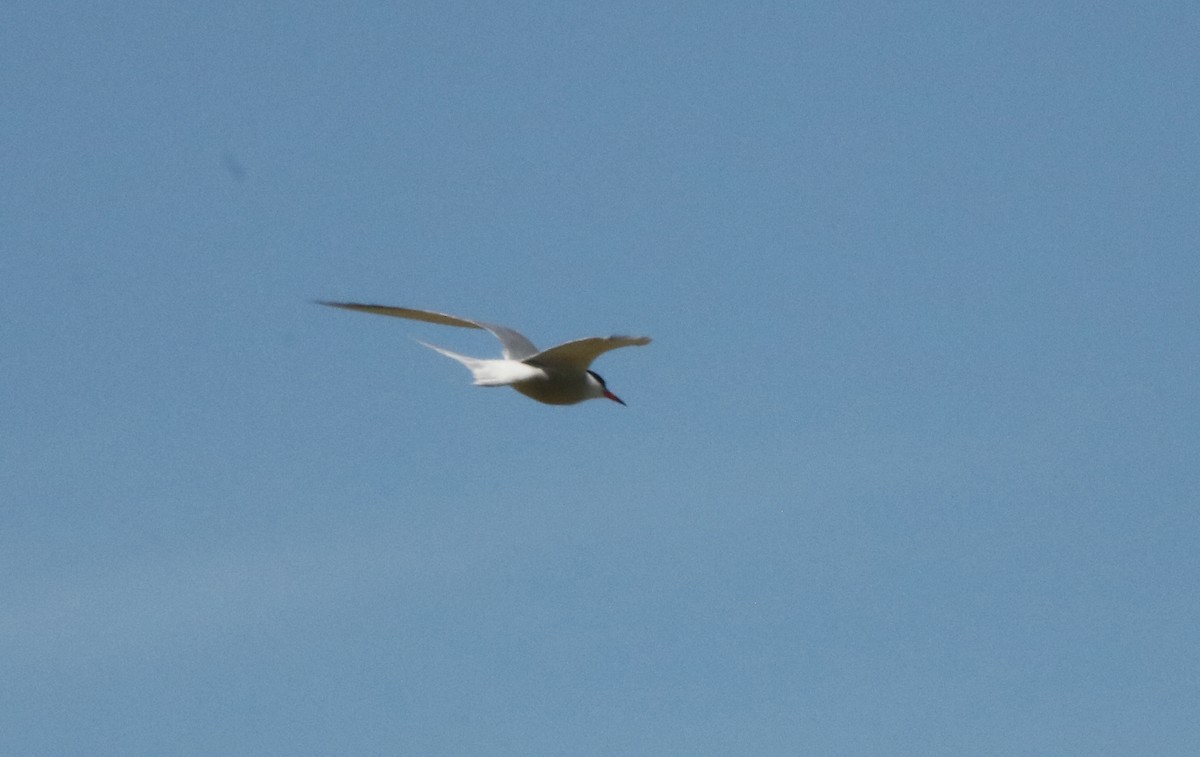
315,300,386,313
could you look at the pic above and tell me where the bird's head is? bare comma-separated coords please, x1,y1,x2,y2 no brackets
587,370,626,406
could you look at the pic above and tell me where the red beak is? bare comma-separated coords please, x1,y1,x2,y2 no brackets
603,389,627,406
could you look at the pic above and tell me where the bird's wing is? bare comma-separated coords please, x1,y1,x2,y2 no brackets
317,301,539,359
526,335,652,370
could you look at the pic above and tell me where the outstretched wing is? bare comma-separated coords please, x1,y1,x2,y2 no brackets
527,335,652,371
317,301,539,360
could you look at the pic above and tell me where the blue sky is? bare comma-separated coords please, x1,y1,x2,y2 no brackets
3,2,1198,754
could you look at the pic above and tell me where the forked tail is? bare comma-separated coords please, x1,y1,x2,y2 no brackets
416,341,514,386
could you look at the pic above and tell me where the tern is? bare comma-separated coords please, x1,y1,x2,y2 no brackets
319,301,651,406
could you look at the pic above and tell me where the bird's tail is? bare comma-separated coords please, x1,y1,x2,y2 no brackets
416,341,513,386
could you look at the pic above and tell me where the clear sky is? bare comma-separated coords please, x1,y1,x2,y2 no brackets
4,3,1198,755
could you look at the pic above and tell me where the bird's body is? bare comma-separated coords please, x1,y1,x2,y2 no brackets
319,301,650,406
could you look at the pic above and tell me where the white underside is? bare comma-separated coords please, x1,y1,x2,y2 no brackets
417,340,603,404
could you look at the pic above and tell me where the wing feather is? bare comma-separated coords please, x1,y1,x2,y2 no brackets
527,335,652,371
317,301,539,360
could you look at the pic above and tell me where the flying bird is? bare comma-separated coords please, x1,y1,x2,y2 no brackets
318,301,651,406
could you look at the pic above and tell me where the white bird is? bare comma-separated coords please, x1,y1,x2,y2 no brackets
319,301,651,406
